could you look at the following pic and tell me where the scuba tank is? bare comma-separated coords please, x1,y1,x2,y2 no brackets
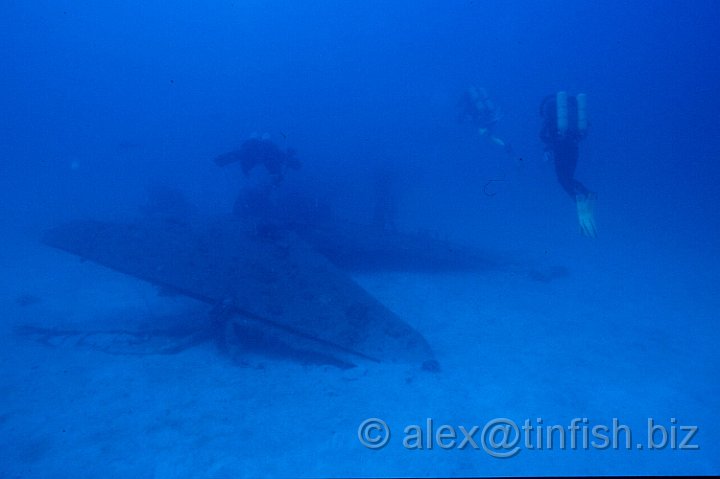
556,91,569,136
540,92,588,143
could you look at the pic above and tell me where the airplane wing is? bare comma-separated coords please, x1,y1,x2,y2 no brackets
42,217,437,369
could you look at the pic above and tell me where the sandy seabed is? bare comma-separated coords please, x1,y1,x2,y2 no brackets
1,226,718,478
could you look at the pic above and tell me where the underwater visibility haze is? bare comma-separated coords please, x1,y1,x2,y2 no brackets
1,0,719,477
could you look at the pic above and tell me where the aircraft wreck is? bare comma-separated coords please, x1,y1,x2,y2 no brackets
40,213,496,371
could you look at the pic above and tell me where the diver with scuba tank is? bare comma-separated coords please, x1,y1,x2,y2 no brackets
459,86,516,158
540,91,597,238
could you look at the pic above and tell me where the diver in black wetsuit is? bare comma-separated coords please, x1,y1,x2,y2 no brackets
215,136,301,185
215,135,302,219
540,92,597,238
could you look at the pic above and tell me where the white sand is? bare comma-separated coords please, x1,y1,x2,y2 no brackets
1,225,718,477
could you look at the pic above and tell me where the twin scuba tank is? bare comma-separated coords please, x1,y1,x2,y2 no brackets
552,91,587,139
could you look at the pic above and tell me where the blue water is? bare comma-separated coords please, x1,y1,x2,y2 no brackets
1,1,719,477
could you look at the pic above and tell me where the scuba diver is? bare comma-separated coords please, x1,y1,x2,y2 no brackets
215,134,301,184
214,134,302,219
458,86,515,157
540,92,597,238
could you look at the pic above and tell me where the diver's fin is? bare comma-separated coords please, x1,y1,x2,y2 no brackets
576,193,597,238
